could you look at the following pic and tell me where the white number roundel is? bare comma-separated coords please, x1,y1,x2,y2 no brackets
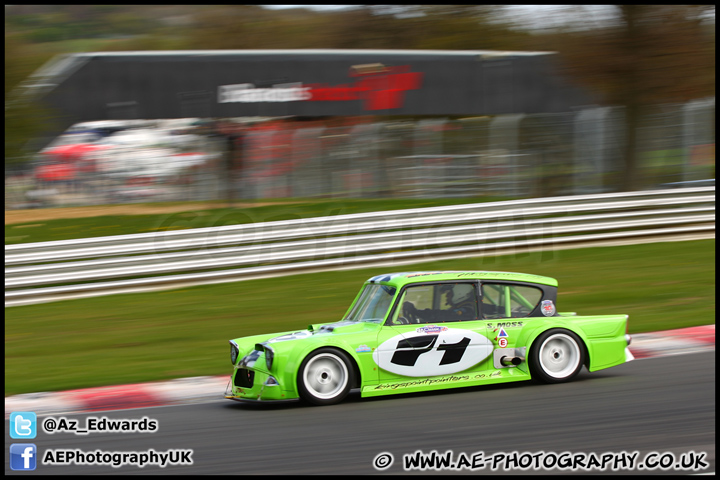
373,327,493,377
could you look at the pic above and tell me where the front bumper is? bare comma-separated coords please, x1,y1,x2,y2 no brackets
225,365,297,402
224,394,299,405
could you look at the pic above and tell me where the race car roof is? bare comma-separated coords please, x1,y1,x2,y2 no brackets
366,271,558,287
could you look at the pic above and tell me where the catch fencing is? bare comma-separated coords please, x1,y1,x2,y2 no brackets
5,97,715,209
4,186,715,307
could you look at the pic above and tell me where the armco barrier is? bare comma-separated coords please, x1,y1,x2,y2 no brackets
5,186,715,307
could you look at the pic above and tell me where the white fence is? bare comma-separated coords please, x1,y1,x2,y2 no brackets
5,186,715,307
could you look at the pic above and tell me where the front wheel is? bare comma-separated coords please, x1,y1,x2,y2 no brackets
297,348,353,406
529,329,585,383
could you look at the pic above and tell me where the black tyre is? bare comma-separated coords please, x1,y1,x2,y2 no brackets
297,348,353,406
529,329,585,383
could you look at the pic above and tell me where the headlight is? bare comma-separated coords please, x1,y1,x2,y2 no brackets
230,341,239,365
255,343,274,371
265,346,274,371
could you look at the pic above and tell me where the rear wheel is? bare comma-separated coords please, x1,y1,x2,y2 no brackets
529,329,584,383
297,348,353,406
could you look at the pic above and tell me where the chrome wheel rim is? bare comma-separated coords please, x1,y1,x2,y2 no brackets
303,353,348,399
539,334,581,378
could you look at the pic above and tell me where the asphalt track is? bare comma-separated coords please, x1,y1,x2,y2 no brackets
5,351,715,475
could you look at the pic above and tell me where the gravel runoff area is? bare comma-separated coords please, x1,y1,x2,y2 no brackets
4,202,287,225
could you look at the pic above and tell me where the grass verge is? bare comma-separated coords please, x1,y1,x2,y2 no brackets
5,197,511,244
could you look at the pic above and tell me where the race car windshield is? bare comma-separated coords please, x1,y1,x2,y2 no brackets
344,284,397,323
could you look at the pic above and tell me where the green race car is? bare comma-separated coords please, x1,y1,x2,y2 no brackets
225,271,633,406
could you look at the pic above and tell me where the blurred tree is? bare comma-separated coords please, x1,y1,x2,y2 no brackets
412,5,532,50
535,5,715,190
104,12,154,36
266,9,339,49
324,5,532,50
5,33,59,168
100,33,189,52
187,6,274,50
325,7,414,49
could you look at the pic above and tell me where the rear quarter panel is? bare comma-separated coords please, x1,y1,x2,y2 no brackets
520,315,629,372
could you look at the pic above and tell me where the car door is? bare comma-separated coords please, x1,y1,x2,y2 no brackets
373,282,495,381
481,281,544,368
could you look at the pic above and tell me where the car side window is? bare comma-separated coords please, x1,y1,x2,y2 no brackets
393,283,479,325
481,283,543,319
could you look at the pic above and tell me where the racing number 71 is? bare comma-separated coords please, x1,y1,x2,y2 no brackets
391,335,471,367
